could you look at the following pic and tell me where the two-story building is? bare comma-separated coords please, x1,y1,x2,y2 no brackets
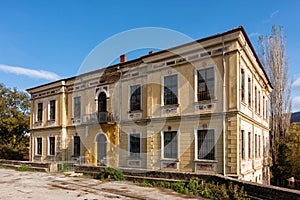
27,26,272,184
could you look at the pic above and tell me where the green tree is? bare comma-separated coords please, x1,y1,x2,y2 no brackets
286,123,300,178
0,83,30,160
259,25,292,185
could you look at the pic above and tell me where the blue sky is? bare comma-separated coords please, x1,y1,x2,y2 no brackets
1,0,300,111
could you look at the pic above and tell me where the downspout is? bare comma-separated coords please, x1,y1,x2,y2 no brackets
118,67,122,168
30,100,34,161
222,35,226,176
31,130,34,161
238,49,242,177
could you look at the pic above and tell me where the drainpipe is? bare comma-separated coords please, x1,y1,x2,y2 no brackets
238,50,242,177
222,35,226,176
118,67,122,168
31,131,34,161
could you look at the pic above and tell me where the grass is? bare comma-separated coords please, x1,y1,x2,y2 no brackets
16,165,34,172
134,177,250,200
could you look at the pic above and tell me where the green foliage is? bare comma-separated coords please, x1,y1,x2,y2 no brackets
135,177,249,200
98,167,124,181
0,83,30,160
57,163,71,172
16,165,33,172
285,122,300,178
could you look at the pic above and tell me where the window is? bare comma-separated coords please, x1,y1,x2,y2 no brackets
49,137,55,155
73,136,80,157
258,90,261,114
130,85,141,111
255,134,257,158
258,135,261,157
37,103,43,121
266,100,269,121
255,86,257,112
129,133,140,158
197,68,214,101
164,75,178,105
248,132,252,158
241,130,245,160
49,100,56,120
263,96,265,118
36,137,42,155
248,78,251,106
197,129,215,160
241,69,245,102
163,131,178,159
74,97,81,119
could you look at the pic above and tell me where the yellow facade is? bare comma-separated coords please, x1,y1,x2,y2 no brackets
27,26,272,184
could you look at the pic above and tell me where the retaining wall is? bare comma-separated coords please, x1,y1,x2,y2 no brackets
0,159,57,172
75,165,300,200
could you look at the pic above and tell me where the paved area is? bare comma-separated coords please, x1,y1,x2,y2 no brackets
0,168,203,200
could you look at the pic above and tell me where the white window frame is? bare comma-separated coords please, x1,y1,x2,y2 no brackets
47,136,56,156
194,128,216,161
72,96,81,119
47,98,57,121
127,133,141,158
194,65,216,102
161,130,180,160
35,137,42,155
128,83,142,112
161,73,179,106
240,67,246,103
36,102,43,122
72,135,81,157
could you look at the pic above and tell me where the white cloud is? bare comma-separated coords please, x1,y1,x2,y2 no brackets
249,32,260,38
292,76,300,88
263,10,279,23
292,96,300,112
270,10,279,18
0,64,61,81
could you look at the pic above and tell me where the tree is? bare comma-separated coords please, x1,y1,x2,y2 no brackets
259,25,292,185
0,83,30,160
286,122,300,178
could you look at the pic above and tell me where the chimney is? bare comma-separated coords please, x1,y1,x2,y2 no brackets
120,54,126,63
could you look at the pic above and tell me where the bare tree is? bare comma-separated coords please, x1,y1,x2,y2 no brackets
259,25,291,185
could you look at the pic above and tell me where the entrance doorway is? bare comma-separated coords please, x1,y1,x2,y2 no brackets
97,134,107,165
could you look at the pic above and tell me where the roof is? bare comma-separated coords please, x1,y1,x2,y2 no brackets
26,26,272,92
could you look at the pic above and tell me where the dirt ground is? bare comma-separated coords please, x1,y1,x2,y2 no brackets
0,168,204,200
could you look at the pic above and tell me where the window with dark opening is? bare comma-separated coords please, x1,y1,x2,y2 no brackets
37,137,42,155
49,137,55,156
164,75,178,105
197,129,215,160
129,134,140,158
163,131,178,159
49,100,56,120
197,68,214,101
130,85,141,111
37,103,43,121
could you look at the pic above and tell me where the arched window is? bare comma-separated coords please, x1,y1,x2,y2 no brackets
98,92,107,112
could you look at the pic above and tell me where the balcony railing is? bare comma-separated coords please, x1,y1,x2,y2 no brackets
82,112,114,124
98,112,108,123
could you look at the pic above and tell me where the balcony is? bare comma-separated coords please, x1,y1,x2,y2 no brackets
82,112,114,124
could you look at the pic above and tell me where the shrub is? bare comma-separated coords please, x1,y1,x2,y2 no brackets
98,167,124,181
16,165,33,172
134,177,249,200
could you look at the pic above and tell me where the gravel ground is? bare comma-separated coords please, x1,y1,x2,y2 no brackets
0,168,203,200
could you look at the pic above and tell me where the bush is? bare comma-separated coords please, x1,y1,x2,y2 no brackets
98,167,124,181
134,177,249,200
16,165,33,172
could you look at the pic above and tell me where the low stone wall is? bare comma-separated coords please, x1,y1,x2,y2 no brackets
75,165,300,200
0,159,57,172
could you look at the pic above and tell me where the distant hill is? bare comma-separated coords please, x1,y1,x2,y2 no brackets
291,111,300,123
